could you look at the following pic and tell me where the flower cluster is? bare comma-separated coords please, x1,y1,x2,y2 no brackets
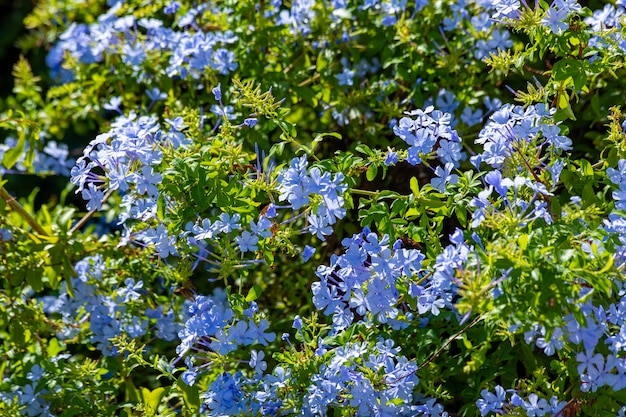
5,0,626,415
472,103,571,170
313,227,470,333
276,155,347,241
393,106,463,167
301,339,423,416
40,255,181,356
477,385,566,416
0,138,74,176
49,3,238,85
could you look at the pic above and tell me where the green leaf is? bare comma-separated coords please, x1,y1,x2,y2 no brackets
456,205,467,227
141,387,166,416
316,51,328,72
578,158,593,177
125,379,140,403
245,285,262,302
551,58,586,91
9,320,25,346
355,144,374,157
579,269,612,298
178,377,200,413
557,92,569,110
26,269,43,292
410,177,419,196
3,132,25,169
62,252,76,295
157,194,166,221
278,121,296,138
405,207,420,218
312,132,342,144
294,86,319,107
366,164,378,181
47,337,64,358
377,190,400,200
518,234,529,251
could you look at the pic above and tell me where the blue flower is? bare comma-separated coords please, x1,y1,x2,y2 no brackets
0,227,13,241
336,68,355,86
243,117,258,128
212,48,238,75
212,83,222,102
542,6,569,34
431,163,459,193
103,96,123,114
235,231,259,252
302,245,316,262
146,87,167,102
215,212,241,234
250,350,267,374
181,370,197,386
384,150,398,166
206,373,247,415
164,1,180,14
476,385,507,416
493,0,521,20
82,183,105,211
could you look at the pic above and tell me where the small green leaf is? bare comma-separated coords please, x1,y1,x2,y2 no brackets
125,379,140,403
557,92,569,110
410,177,419,196
406,207,420,218
245,285,262,302
9,321,25,346
142,387,166,416
456,205,467,227
355,144,374,157
312,132,341,146
366,164,378,181
578,159,593,177
178,377,200,413
47,337,64,358
26,269,43,292
3,132,25,169
518,234,529,251
377,190,400,200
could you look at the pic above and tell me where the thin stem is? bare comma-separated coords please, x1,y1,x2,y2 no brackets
69,189,115,235
419,314,484,369
0,186,48,237
298,73,320,87
350,188,378,197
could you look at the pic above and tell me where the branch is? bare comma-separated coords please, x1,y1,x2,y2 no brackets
69,189,115,235
0,186,49,237
419,314,484,369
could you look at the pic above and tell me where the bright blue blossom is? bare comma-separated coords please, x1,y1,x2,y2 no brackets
384,150,399,165
393,106,462,166
276,156,347,241
543,6,569,34
476,385,507,416
431,163,459,192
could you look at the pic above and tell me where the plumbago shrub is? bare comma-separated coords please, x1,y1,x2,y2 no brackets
4,0,626,416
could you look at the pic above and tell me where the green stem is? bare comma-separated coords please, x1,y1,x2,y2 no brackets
0,186,49,237
419,314,483,369
414,269,435,287
350,188,378,197
298,73,320,87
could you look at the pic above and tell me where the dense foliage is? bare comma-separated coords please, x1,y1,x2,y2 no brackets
2,0,626,415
